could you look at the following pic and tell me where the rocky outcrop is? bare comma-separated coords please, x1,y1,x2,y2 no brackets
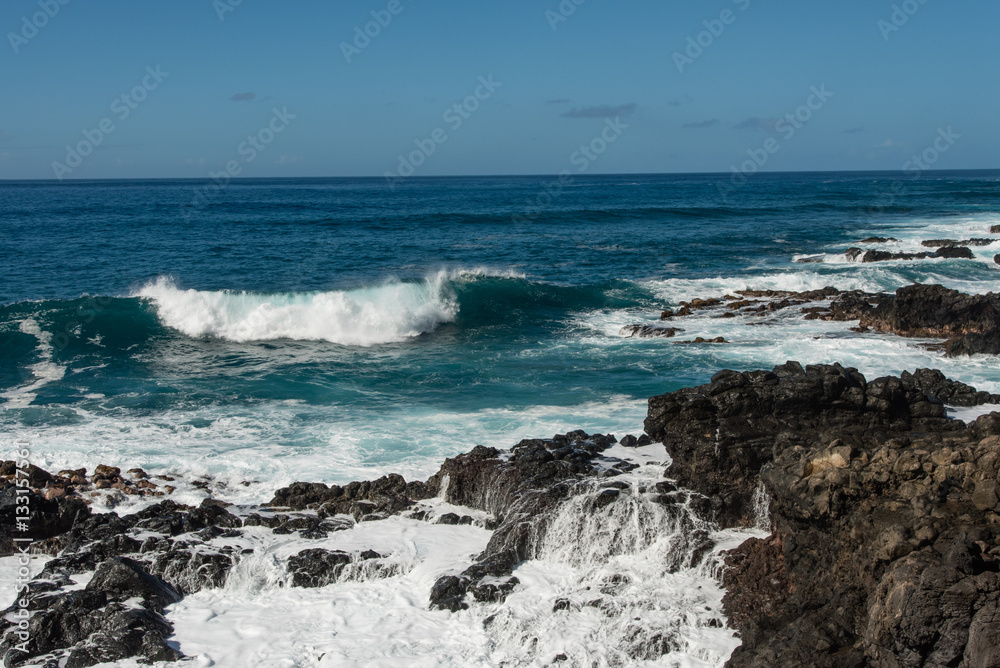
424,432,646,611
6,362,1000,667
268,473,436,520
646,283,1000,357
1,557,182,666
644,363,1000,667
847,284,1000,356
922,238,995,248
620,325,682,338
846,247,934,263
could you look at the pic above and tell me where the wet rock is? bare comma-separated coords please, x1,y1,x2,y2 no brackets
0,558,183,667
429,575,470,612
900,368,1000,406
860,237,899,243
854,284,1000,356
923,238,994,247
620,325,681,338
936,245,975,259
287,548,353,588
645,365,1000,667
269,473,434,518
0,477,91,557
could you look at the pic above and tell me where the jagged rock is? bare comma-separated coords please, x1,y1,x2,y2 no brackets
922,238,994,247
268,473,434,518
854,284,1000,356
900,368,1000,406
287,549,353,588
936,245,976,259
860,237,899,243
620,325,681,338
0,478,91,557
0,558,182,667
643,364,1000,667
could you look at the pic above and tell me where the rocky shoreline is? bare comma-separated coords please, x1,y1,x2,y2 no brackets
624,282,1000,358
3,283,1000,666
2,362,999,666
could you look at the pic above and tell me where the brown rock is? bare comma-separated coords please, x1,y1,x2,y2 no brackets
972,481,1000,511
94,464,121,479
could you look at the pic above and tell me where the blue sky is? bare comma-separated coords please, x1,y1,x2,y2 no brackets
0,0,996,179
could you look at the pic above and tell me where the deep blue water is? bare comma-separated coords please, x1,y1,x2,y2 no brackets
2,171,1000,493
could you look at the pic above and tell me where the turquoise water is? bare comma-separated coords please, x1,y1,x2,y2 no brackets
3,172,1000,495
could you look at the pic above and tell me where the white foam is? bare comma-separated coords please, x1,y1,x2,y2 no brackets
4,395,649,511
947,404,1000,424
640,270,901,305
137,274,459,346
160,449,758,668
1,319,67,408
793,214,1000,280
0,553,51,609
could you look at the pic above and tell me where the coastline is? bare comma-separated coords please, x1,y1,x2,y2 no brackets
5,209,1000,665
3,355,999,666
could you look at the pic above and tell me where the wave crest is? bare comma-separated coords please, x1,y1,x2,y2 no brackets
137,275,458,345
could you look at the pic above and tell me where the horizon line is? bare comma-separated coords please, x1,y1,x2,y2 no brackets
2,167,999,184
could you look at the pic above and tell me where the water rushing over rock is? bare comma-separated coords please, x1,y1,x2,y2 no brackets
2,365,999,666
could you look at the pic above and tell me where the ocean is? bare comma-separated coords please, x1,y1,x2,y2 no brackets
3,171,1000,666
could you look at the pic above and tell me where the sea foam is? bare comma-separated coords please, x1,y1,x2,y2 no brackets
137,274,459,346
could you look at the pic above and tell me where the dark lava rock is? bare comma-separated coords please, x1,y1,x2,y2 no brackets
424,432,652,613
644,364,1000,667
809,284,1000,357
87,557,181,612
268,473,435,519
852,248,933,263
620,325,682,338
0,558,182,667
287,548,353,588
900,368,1000,407
859,237,899,243
429,575,469,612
851,284,1000,356
0,478,91,557
936,245,976,259
923,238,994,247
